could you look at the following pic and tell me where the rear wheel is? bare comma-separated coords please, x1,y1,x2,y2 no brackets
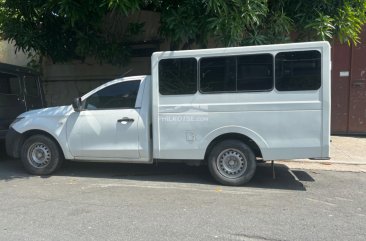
208,140,256,186
21,134,63,175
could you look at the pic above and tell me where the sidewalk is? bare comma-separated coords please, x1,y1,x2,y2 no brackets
278,135,366,172
327,135,366,164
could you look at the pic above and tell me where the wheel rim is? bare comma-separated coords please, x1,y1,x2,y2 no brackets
216,148,247,179
27,142,51,168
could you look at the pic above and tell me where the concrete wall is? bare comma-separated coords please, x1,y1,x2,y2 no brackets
42,57,151,106
41,10,159,107
0,10,220,107
0,41,31,66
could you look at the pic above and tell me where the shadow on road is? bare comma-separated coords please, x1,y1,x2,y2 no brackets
1,150,311,191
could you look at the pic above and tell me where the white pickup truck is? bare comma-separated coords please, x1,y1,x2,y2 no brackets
6,42,331,185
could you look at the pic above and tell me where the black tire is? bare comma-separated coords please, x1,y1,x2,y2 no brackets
20,134,63,175
208,139,256,186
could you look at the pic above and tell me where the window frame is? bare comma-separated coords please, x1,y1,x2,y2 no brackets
198,56,237,94
158,57,198,96
274,50,322,92
83,79,142,111
198,53,275,94
24,75,41,97
0,71,22,96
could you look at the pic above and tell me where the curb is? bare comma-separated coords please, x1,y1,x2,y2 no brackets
276,159,366,165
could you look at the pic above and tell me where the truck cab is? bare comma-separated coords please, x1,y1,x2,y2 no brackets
6,75,152,165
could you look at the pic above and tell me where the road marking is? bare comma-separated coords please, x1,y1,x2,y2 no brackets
306,198,337,207
221,234,285,241
334,196,353,202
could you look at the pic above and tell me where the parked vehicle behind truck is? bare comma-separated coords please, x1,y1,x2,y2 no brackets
0,63,45,140
6,42,331,185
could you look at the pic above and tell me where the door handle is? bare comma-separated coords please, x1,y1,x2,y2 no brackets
117,117,134,123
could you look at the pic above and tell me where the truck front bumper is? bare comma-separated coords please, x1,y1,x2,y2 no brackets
6,127,23,158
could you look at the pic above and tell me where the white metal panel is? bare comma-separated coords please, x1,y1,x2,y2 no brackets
152,41,331,160
66,108,141,159
11,106,75,159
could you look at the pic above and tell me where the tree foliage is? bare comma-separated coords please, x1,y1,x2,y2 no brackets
0,0,365,65
281,0,366,45
0,0,145,64
158,0,366,48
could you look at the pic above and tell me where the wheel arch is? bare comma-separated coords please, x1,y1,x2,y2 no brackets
16,129,65,159
204,132,266,162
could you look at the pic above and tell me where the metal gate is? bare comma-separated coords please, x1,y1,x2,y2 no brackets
331,26,366,134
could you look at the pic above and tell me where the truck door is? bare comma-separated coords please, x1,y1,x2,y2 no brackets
24,75,44,110
67,79,142,160
0,72,26,134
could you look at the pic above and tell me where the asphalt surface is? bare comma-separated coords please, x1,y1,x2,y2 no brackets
0,150,365,241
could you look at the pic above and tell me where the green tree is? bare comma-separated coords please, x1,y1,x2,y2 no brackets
158,0,366,48
280,0,366,45
0,0,365,65
0,0,144,64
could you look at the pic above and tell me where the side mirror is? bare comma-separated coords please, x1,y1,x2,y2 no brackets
72,97,83,112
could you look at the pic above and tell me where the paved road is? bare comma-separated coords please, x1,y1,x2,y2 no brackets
0,155,365,241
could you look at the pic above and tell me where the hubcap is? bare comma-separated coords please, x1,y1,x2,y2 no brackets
217,148,247,179
27,142,51,168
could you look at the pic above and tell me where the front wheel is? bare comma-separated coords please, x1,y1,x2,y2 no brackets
208,140,256,186
21,134,63,175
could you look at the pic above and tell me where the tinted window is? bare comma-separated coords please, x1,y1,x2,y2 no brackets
200,57,236,92
85,80,141,110
0,72,20,95
24,76,39,96
159,58,197,95
237,54,273,91
200,54,274,93
275,51,321,91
